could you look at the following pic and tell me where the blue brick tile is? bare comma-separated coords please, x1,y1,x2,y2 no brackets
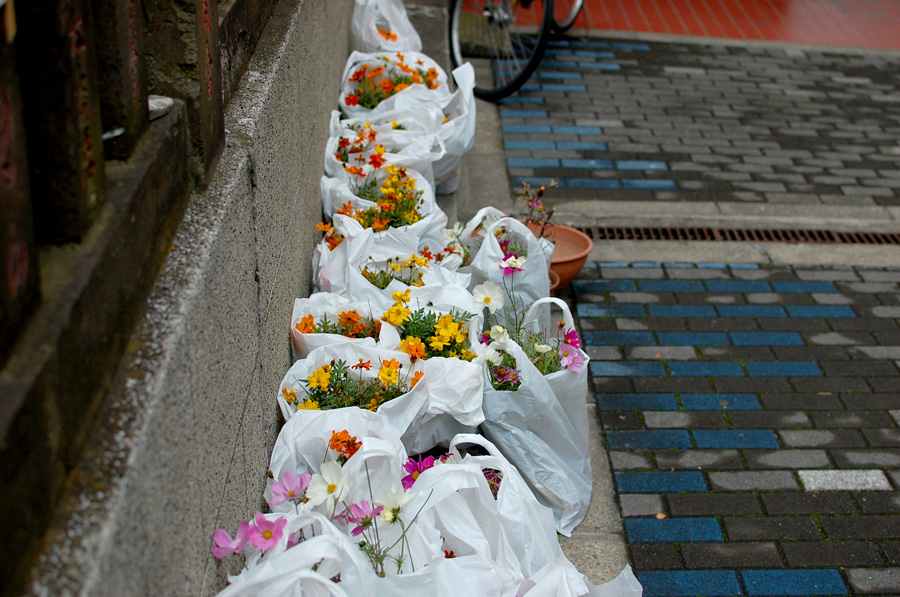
730,332,804,346
656,332,729,346
556,141,610,151
698,262,728,269
670,362,745,377
638,280,705,292
542,84,587,93
613,42,652,51
693,429,780,449
771,280,838,293
597,393,679,411
506,157,559,168
637,571,742,597
501,124,551,134
560,158,615,169
579,62,622,71
615,471,706,492
583,331,655,345
616,160,668,171
518,83,541,91
745,361,823,377
729,262,760,269
504,140,556,150
625,518,723,543
681,393,761,410
552,125,603,135
786,305,857,318
500,109,549,119
577,304,646,317
498,96,545,104
590,361,667,377
565,178,621,189
717,305,787,318
607,431,692,450
705,280,772,293
663,262,696,268
631,262,663,268
648,305,718,318
540,60,579,69
571,279,637,292
597,262,630,267
574,50,616,59
622,179,678,190
741,569,848,596
536,70,583,80
571,39,611,49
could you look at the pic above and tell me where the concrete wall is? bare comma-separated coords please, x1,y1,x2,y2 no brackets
26,0,352,594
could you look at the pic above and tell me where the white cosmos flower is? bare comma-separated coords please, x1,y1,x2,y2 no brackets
534,343,552,354
483,345,503,366
473,281,504,314
376,488,417,523
499,255,526,274
306,461,351,514
490,326,510,344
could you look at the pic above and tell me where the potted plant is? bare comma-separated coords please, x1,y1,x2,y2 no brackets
518,181,592,290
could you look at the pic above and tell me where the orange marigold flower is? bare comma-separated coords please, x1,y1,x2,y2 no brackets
295,314,315,334
369,154,386,169
352,358,372,370
329,429,361,459
394,83,410,94
411,370,424,388
338,310,362,326
379,78,394,93
337,201,356,216
399,337,427,361
372,216,391,231
349,67,367,82
345,93,359,106
338,138,350,148
317,222,333,232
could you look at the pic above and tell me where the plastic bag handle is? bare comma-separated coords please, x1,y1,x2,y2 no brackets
523,296,575,333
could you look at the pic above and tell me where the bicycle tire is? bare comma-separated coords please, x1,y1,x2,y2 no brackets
449,0,554,102
551,0,583,33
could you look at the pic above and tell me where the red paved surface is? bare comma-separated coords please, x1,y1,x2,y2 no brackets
571,0,900,50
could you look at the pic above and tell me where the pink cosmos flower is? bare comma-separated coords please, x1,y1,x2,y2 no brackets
402,455,435,490
559,344,584,373
212,521,250,560
499,255,526,275
267,470,311,506
563,328,580,348
347,500,384,536
247,512,287,551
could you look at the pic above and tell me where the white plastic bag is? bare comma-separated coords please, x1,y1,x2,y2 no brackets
351,0,422,53
478,337,592,535
339,51,451,120
467,216,552,327
324,110,446,189
432,64,476,194
523,297,592,451
319,168,448,252
275,343,480,454
289,294,381,361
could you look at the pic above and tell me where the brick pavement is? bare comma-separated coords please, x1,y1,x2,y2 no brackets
500,37,900,208
565,261,900,596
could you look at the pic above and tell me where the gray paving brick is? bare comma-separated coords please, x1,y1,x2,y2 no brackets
783,541,884,568
846,568,900,595
761,492,857,515
724,516,822,541
609,450,653,470
643,411,726,429
682,542,783,569
709,471,800,491
654,449,744,470
620,494,665,517
779,429,867,448
746,450,831,469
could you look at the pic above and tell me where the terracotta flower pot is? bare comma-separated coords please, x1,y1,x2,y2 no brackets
526,222,593,290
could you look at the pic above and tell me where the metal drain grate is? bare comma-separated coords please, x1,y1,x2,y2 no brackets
575,226,900,245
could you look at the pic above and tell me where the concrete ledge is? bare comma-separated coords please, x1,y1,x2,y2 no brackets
27,0,352,594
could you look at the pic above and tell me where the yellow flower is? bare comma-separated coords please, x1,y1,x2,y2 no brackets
382,304,412,326
366,398,380,411
281,387,298,403
391,289,411,304
308,365,331,390
297,399,320,411
434,314,460,341
428,336,447,351
458,348,477,362
378,358,401,385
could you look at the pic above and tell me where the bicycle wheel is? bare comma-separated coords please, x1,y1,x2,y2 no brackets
551,0,583,33
449,0,554,102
